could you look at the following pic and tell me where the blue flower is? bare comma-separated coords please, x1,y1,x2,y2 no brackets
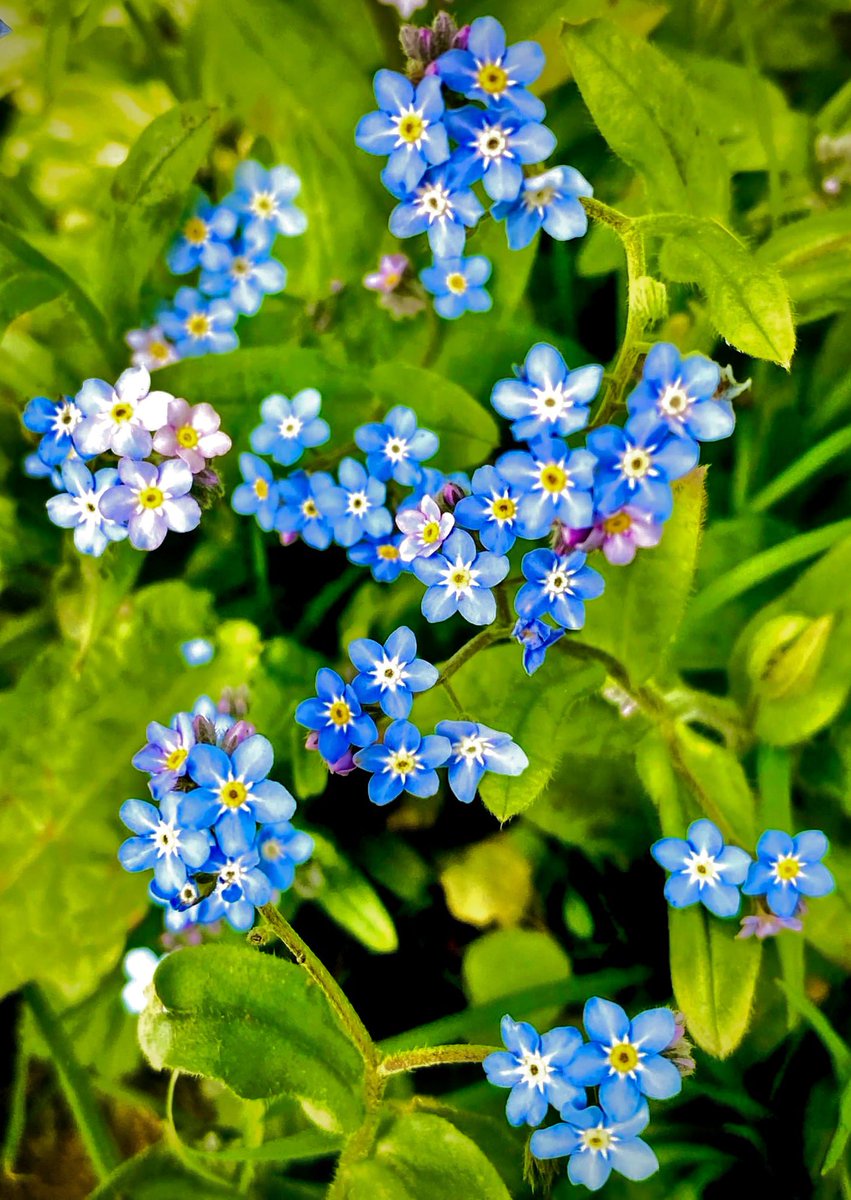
167,199,238,274
512,617,565,675
420,254,492,319
249,389,330,467
453,464,523,554
388,163,484,257
158,287,238,358
330,458,393,548
437,17,545,119
353,719,450,806
198,849,273,932
515,548,605,630
181,638,214,666
443,104,556,201
586,413,699,522
256,821,314,891
496,437,596,538
565,997,681,1121
23,394,86,466
347,533,407,582
275,470,339,549
100,458,200,553
199,239,287,315
651,819,752,917
132,710,196,799
483,1015,585,1127
23,451,62,487
492,165,593,250
412,529,508,625
354,405,439,485
118,792,212,896
530,1101,659,1190
232,453,279,531
491,343,602,442
295,668,378,764
355,70,450,197
223,160,307,251
349,625,439,718
742,829,835,918
46,459,129,557
183,734,296,857
627,343,733,442
436,719,529,803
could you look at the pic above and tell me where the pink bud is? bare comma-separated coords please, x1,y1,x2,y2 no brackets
551,521,592,556
279,530,299,547
305,731,320,751
440,480,466,508
328,749,358,776
219,720,256,754
454,24,471,50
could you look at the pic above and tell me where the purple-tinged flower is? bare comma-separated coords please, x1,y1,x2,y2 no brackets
580,506,663,566
347,533,407,582
491,343,602,442
355,70,450,197
413,528,508,625
133,711,196,798
100,458,201,552
118,792,212,896
551,520,593,556
437,17,545,119
586,413,700,522
388,162,484,257
355,405,439,486
157,288,238,359
181,639,214,666
199,239,287,316
125,325,178,372
496,437,596,539
256,821,314,891
742,829,835,918
443,104,556,201
295,668,379,763
530,1101,659,1189
23,394,86,466
515,548,605,630
454,464,522,554
437,719,528,803
420,254,492,319
353,719,451,806
483,1015,585,1127
167,199,238,274
349,625,439,719
738,902,806,939
231,453,279,532
492,165,593,250
275,470,338,549
73,366,170,460
330,458,393,548
651,819,752,918
364,253,410,294
152,397,231,474
249,389,330,467
396,494,455,561
627,343,733,442
511,617,564,676
223,160,307,252
46,460,128,557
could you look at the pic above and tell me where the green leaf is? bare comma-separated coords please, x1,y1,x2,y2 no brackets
0,239,62,340
756,211,851,323
672,725,757,848
139,944,365,1132
561,19,729,218
578,469,707,685
462,928,571,1035
345,1113,511,1200
308,833,399,955
87,1146,240,1200
643,213,796,366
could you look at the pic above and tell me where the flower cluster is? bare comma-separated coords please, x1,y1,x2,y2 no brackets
118,693,313,932
355,13,592,319
651,820,835,934
295,626,528,805
124,160,306,370
23,365,231,555
485,998,690,1189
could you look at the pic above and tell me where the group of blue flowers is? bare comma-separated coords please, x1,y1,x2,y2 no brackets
124,160,305,372
118,694,313,933
355,14,593,319
485,999,692,1190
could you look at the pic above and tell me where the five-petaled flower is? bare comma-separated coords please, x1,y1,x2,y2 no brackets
443,103,556,201
199,239,288,316
125,325,178,372
420,254,492,319
396,494,455,562
347,533,408,582
355,70,450,197
329,458,394,548
651,819,752,917
355,405,440,486
413,528,508,625
250,389,330,467
256,821,315,891
435,719,528,802
73,365,170,460
153,397,232,474
587,413,699,522
492,165,593,250
437,16,545,119
46,460,128,557
132,710,196,799
349,625,439,718
483,1015,585,1127
167,199,238,274
118,792,212,895
491,343,602,443
198,849,273,932
275,470,340,549
295,668,378,764
223,160,307,251
515,548,605,630
496,436,596,538
388,162,484,257
101,458,201,551
232,453,280,531
742,829,835,917
580,506,663,566
353,719,451,806
157,288,239,358
454,464,523,554
23,394,86,466
530,1101,659,1191
627,343,734,443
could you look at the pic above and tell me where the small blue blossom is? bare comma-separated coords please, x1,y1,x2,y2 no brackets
742,829,835,918
511,617,565,675
354,405,439,485
491,343,602,442
353,719,450,806
496,437,596,538
454,464,522,554
627,343,733,442
491,165,593,250
157,287,238,358
421,254,492,319
118,792,212,896
74,366,167,460
443,104,556,201
388,163,484,257
197,849,273,932
483,1015,585,1127
355,70,450,197
530,1101,659,1190
232,453,279,531
349,625,439,718
275,470,339,549
256,821,314,891
565,997,681,1121
436,719,529,803
586,413,700,522
132,711,196,798
183,734,296,857
515,548,605,630
651,819,751,917
330,458,393,548
250,389,330,467
167,199,238,274
181,638,215,667
295,668,379,764
412,529,508,625
46,459,129,557
347,534,407,582
121,948,161,1015
223,160,307,251
436,16,546,120
22,394,86,466
199,239,287,315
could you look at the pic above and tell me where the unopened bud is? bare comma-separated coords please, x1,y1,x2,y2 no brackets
305,731,320,751
746,613,833,701
440,480,467,508
219,719,256,754
328,749,358,776
279,529,299,547
193,714,217,744
632,276,668,327
662,1010,696,1078
551,520,592,556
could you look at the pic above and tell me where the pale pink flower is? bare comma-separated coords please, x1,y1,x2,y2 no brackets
153,398,232,474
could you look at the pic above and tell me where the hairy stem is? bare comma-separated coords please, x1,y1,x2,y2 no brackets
379,1044,497,1076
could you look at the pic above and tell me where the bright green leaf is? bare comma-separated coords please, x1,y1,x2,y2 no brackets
308,833,399,955
462,928,571,1034
757,211,851,323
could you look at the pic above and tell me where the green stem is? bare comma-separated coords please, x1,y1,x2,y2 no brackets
1,1012,29,1176
439,676,465,715
379,1045,497,1076
327,1110,383,1200
437,626,507,685
23,983,120,1182
165,1072,238,1188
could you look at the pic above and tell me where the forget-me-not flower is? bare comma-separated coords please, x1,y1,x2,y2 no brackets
330,458,393,548
198,850,272,932
355,70,450,197
133,710,196,798
257,822,314,891
347,533,407,582
389,163,484,257
651,819,752,917
511,617,565,675
436,719,529,803
23,394,85,466
492,165,593,250
436,16,546,119
453,464,522,554
101,458,201,552
742,829,835,918
73,365,170,460
420,254,492,319
250,389,330,467
412,529,508,625
232,453,279,531
627,343,733,442
496,437,596,538
353,719,451,806
483,1015,585,1127
295,668,379,763
157,288,238,358
275,470,339,549
530,1101,659,1190
491,343,602,442
580,506,663,566
444,104,556,201
515,548,605,630
199,239,287,316
125,325,178,372
167,199,237,274
355,405,439,486
152,397,232,474
223,160,307,251
118,792,212,895
586,413,700,522
349,625,439,718
46,460,129,557
396,494,455,562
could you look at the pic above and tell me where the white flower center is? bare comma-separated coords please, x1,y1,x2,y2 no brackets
52,400,83,435
523,185,557,211
581,1125,618,1156
543,566,574,600
517,1049,553,1091
386,747,420,778
452,733,492,764
279,415,303,439
371,654,408,692
218,858,251,893
475,123,512,161
415,181,453,222
683,847,721,888
153,819,182,857
384,436,410,463
250,191,279,218
73,488,103,524
439,555,479,599
530,381,573,421
346,489,371,516
620,445,655,480
658,381,692,416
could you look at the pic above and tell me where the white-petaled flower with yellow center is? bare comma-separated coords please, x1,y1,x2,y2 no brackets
74,364,172,459
396,494,455,562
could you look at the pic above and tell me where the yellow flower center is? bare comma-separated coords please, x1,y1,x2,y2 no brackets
524,186,556,210
186,313,211,338
446,272,468,295
221,781,247,808
492,496,516,520
609,1042,639,1073
251,192,277,217
302,498,318,517
451,567,472,588
383,272,400,289
177,424,199,448
421,520,442,544
261,839,282,860
110,402,133,422
398,113,424,143
540,464,567,493
776,856,801,881
254,478,269,500
165,747,188,771
391,753,417,775
477,63,509,94
623,449,652,479
378,543,400,560
603,511,632,535
584,1129,612,1152
139,487,164,509
232,256,250,277
184,217,208,245
149,340,170,361
329,700,351,726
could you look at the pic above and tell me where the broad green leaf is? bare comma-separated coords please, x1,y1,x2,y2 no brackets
672,726,757,849
644,213,796,366
139,944,365,1132
345,1113,511,1200
578,469,707,685
462,928,571,1034
0,238,62,340
440,835,533,928
757,211,851,323
308,833,398,955
561,20,729,218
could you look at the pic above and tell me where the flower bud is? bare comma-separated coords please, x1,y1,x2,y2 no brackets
440,479,467,508
661,1010,696,1078
193,714,217,744
632,276,668,327
305,731,320,751
746,613,833,701
219,719,257,754
551,520,592,556
328,748,358,775
279,529,299,547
